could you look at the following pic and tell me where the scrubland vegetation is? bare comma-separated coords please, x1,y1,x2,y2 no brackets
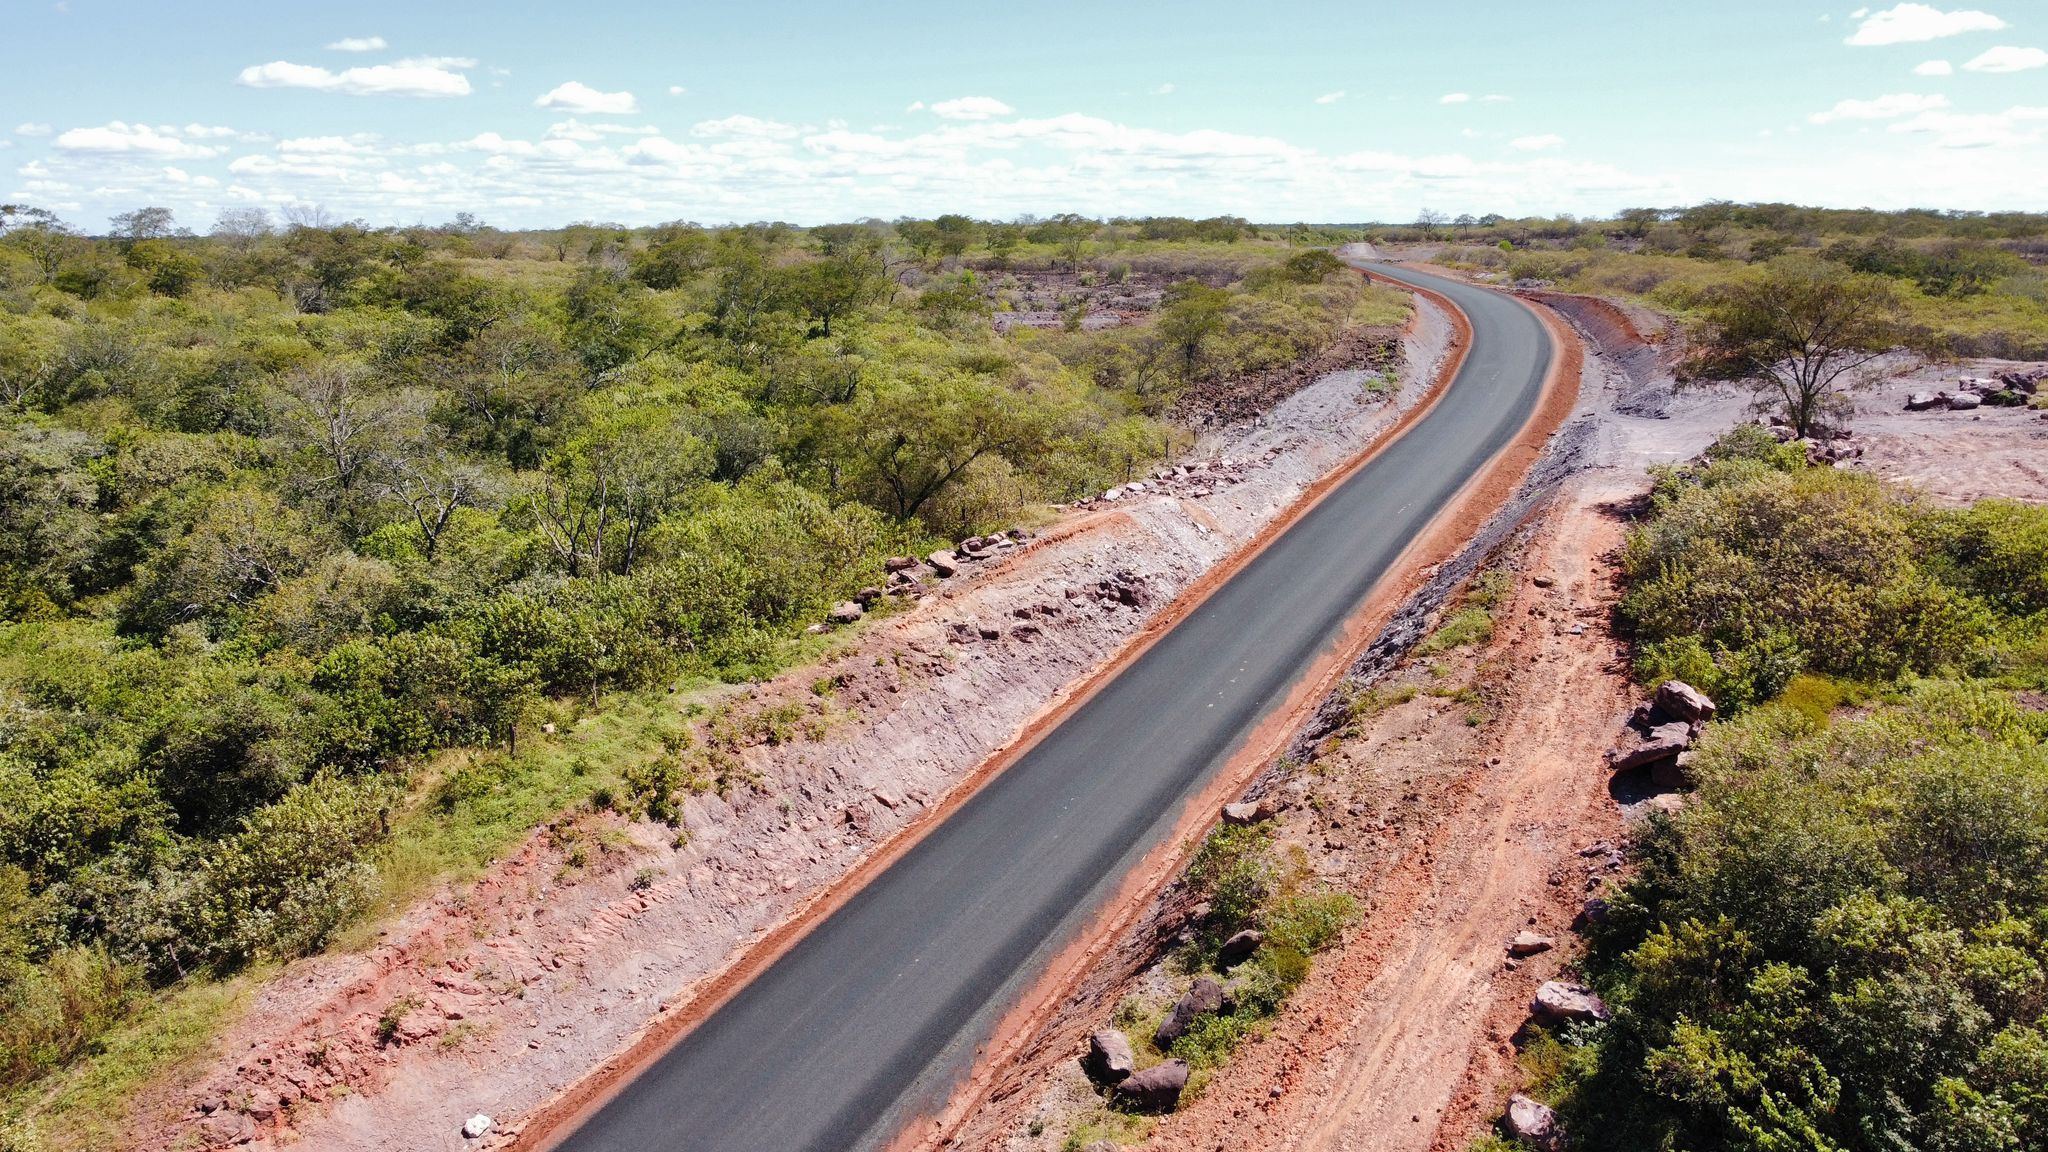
0,205,1379,1113
1410,203,2048,361
1520,428,2048,1151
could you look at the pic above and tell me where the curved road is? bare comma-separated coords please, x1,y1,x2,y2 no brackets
554,265,1553,1152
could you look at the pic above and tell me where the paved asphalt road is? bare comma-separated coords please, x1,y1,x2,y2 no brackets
554,264,1553,1152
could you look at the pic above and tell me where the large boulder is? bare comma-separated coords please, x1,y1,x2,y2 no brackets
1905,392,1944,412
1531,980,1611,1026
1608,722,1693,771
926,550,959,577
1217,929,1265,969
1653,680,1716,725
1116,1059,1190,1112
1506,1094,1560,1149
462,1114,493,1139
1153,977,1225,1047
883,555,919,572
1948,391,1983,411
828,601,865,624
1084,1029,1136,1084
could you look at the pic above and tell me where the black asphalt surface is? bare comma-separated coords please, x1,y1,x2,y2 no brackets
554,264,1553,1152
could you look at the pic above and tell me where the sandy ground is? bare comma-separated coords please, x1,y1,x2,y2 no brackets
124,308,1446,1152
958,290,2046,1152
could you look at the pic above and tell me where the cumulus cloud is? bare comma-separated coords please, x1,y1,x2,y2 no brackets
1809,92,1950,122
1915,58,1955,74
668,85,687,96
16,122,53,136
534,81,639,115
1510,134,1566,151
1315,91,1345,104
52,121,228,158
1440,92,1471,104
928,96,1013,120
1846,3,2006,46
326,36,387,52
236,57,474,97
1963,45,2048,72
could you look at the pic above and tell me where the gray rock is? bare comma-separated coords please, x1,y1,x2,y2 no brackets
1531,980,1611,1025
854,586,883,606
883,555,919,572
1154,977,1225,1047
828,601,865,624
1509,931,1555,957
1653,679,1717,724
462,1114,493,1139
1115,1059,1190,1112
1905,392,1944,411
1084,1029,1136,1083
925,550,958,577
1608,722,1693,771
1506,1093,1560,1149
1217,929,1265,969
1948,391,1982,411
1222,798,1279,826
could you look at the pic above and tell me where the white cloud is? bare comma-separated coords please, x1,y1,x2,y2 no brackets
1846,3,2006,46
1480,94,1513,103
15,123,52,136
904,101,925,113
1153,83,1175,95
1440,92,1472,104
1915,58,1956,74
1510,134,1566,151
929,96,1013,121
1315,91,1345,105
52,121,226,158
534,81,639,115
1808,92,1950,122
1963,45,2048,72
668,85,687,96
326,36,387,52
236,57,473,97
1889,103,2048,146
690,114,801,139
545,119,662,141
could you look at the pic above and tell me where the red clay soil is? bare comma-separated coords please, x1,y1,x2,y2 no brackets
903,274,1586,1152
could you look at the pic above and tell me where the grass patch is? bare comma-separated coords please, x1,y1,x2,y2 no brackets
1,967,266,1150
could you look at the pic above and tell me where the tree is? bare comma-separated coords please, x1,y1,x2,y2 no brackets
1157,280,1234,381
985,223,1024,268
376,443,492,559
526,401,712,576
1414,208,1447,239
895,220,942,265
273,364,426,504
932,214,978,259
108,207,180,242
1683,256,1905,439
785,235,889,338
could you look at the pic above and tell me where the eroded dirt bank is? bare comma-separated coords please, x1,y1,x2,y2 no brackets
126,303,1447,1152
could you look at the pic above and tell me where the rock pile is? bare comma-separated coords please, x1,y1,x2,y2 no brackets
1905,370,2040,413
847,529,1039,622
1069,455,1271,509
1606,679,1715,784
1066,570,1153,612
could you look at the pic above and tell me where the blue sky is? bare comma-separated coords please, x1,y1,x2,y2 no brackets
6,1,2046,229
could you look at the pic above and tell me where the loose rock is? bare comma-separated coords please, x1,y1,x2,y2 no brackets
1154,977,1225,1047
1084,1029,1136,1084
1506,1093,1560,1149
926,550,959,577
1509,931,1555,957
828,601,865,625
1653,679,1716,724
1116,1059,1190,1112
1217,929,1265,969
883,555,919,572
1608,721,1692,771
1221,798,1279,826
462,1114,493,1139
1531,980,1611,1025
